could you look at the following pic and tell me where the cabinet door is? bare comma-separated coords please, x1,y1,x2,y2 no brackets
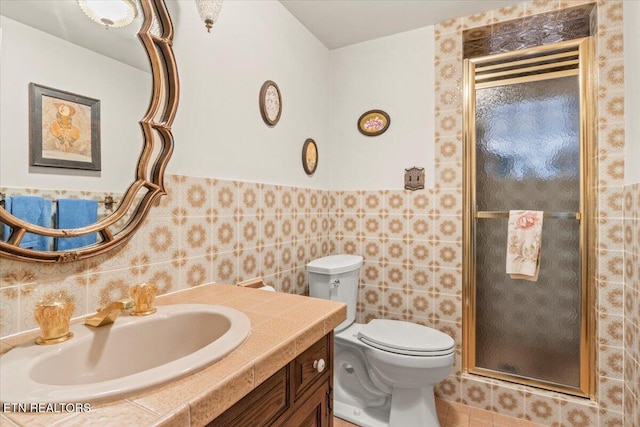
208,366,289,427
280,379,330,427
294,335,329,401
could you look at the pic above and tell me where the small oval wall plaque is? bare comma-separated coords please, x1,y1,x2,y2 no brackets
357,109,390,136
302,138,318,175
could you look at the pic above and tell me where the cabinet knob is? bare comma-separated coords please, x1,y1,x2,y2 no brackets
313,358,326,373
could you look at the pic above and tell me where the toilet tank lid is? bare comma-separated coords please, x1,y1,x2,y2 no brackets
307,254,363,274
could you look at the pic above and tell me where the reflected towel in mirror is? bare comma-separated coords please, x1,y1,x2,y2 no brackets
54,199,98,251
1,196,52,250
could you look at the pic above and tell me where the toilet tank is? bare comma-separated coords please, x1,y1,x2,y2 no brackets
307,254,363,332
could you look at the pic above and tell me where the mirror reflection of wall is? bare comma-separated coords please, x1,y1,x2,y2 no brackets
0,6,151,194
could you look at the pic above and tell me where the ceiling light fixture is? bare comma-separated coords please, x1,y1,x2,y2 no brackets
77,0,138,29
195,0,224,33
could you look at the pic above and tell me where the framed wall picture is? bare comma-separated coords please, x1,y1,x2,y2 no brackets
302,138,318,175
29,83,101,171
357,109,390,136
259,80,282,126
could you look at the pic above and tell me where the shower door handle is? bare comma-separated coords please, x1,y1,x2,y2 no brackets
475,211,581,220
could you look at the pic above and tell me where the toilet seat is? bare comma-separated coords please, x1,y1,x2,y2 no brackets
357,319,455,357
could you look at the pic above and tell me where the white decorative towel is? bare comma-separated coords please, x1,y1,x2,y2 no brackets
506,210,543,282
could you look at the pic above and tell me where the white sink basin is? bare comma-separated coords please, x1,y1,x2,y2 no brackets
0,304,251,403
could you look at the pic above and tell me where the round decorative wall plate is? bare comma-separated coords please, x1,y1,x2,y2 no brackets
259,80,282,126
357,109,390,136
302,138,318,175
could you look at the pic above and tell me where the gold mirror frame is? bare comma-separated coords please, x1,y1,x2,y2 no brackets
0,0,179,263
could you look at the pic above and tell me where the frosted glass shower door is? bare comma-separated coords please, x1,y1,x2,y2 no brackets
475,77,581,388
462,38,595,396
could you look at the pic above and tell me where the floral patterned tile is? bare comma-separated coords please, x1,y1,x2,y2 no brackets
461,377,493,411
260,184,278,216
596,0,623,31
381,191,404,216
211,216,237,254
278,186,296,216
407,190,432,215
524,391,560,426
494,3,525,22
598,376,624,413
211,179,237,218
237,181,260,217
238,216,260,249
361,262,384,289
180,176,211,217
179,256,212,288
463,11,494,29
210,251,237,285
139,261,180,295
435,111,462,138
435,17,462,36
524,0,561,16
597,27,624,64
558,398,598,427
138,217,179,264
87,267,140,314
181,217,211,258
491,384,526,420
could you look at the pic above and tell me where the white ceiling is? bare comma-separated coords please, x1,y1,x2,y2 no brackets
0,0,148,71
1,0,522,71
280,0,522,50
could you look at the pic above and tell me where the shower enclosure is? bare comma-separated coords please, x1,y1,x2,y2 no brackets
462,38,595,397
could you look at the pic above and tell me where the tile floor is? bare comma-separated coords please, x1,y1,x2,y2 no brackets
332,398,545,427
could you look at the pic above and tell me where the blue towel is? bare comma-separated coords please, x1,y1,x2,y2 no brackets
54,199,99,251
2,196,52,251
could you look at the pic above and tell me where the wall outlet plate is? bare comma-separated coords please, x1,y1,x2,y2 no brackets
404,167,425,191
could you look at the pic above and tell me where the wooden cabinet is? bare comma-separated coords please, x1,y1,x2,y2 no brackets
281,379,329,427
293,336,330,401
208,332,334,427
208,366,290,427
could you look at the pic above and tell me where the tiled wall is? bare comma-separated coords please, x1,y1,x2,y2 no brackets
0,1,633,426
623,183,640,427
0,175,333,337
329,1,626,426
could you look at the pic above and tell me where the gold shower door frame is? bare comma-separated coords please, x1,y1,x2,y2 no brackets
462,37,596,398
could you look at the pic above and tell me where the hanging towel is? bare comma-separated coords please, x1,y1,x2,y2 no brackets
1,196,52,251
54,199,99,251
506,210,543,282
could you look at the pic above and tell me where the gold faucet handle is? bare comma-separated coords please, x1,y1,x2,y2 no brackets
34,300,74,345
130,282,158,316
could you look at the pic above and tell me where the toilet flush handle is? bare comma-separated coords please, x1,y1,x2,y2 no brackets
313,358,326,373
330,279,340,289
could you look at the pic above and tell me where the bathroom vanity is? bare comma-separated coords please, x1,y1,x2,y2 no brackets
209,332,333,426
0,284,346,427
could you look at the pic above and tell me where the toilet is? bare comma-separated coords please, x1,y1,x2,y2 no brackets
307,254,454,427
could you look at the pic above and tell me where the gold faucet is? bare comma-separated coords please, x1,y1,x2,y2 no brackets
84,299,134,327
34,300,74,345
130,282,158,316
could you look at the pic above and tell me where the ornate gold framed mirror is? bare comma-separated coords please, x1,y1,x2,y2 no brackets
0,0,179,263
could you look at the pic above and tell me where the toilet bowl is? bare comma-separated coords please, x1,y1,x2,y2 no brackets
307,255,455,427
